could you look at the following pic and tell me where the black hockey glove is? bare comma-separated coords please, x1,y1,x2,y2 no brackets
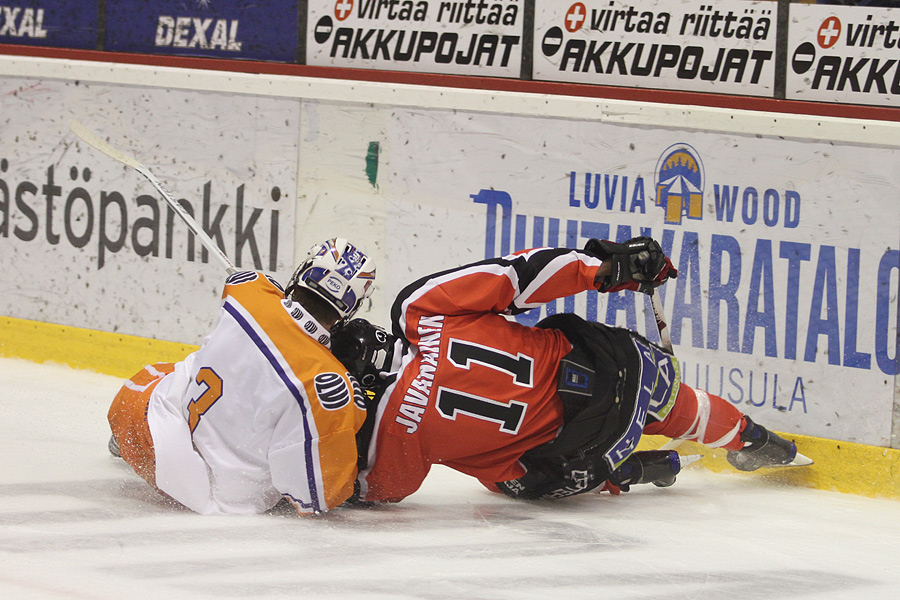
584,236,676,294
608,450,683,492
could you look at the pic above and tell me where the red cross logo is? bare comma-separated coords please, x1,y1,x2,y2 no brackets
817,17,841,49
334,0,353,21
566,3,587,33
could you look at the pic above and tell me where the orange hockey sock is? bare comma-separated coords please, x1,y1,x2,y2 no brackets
643,384,746,451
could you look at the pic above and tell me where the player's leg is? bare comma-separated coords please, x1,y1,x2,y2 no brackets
643,384,744,450
643,384,806,470
107,363,175,488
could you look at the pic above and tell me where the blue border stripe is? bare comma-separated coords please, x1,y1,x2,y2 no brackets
223,301,319,512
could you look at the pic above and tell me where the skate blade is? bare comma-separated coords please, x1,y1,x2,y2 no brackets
763,451,813,468
663,441,813,468
735,452,813,471
785,451,813,467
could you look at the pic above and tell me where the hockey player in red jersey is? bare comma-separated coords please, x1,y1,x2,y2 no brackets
333,238,810,503
108,238,375,515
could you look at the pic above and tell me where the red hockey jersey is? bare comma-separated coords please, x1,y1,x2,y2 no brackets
358,248,604,502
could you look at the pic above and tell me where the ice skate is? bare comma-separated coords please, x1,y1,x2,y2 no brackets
726,417,813,471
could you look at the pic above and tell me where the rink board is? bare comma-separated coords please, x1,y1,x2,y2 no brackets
0,54,897,458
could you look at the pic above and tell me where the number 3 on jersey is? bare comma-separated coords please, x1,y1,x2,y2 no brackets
436,339,531,435
188,367,223,433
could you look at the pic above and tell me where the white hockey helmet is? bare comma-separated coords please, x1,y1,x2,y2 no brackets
285,238,376,324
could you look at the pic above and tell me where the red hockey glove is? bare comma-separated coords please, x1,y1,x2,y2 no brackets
650,256,677,288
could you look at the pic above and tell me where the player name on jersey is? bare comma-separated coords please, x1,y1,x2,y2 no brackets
395,315,445,433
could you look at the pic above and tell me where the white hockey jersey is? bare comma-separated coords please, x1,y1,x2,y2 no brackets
146,271,366,515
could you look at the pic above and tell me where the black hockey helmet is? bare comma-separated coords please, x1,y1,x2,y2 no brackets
330,318,395,392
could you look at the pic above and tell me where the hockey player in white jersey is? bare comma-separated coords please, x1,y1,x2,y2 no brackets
108,238,375,515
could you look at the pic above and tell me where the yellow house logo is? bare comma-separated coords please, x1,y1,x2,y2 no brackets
655,144,704,225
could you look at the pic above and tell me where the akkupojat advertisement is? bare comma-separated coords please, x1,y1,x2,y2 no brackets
383,108,900,446
0,1,97,49
533,0,777,96
306,0,524,77
788,4,900,107
0,78,298,344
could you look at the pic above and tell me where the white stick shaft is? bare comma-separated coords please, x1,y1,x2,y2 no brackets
650,289,672,353
658,438,685,451
69,119,237,275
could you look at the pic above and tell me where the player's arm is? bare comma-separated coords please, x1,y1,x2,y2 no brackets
390,248,601,339
493,450,691,500
492,454,609,501
391,240,673,340
271,425,364,515
269,368,367,515
353,418,432,505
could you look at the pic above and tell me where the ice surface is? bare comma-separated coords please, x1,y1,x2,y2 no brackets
1,357,899,599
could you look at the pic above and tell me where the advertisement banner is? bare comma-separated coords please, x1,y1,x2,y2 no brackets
533,0,777,96
0,1,97,49
0,77,298,344
787,4,900,107
384,109,900,446
306,0,524,77
105,0,298,62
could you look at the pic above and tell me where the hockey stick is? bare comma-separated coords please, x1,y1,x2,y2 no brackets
68,119,237,275
649,289,672,353
648,287,685,451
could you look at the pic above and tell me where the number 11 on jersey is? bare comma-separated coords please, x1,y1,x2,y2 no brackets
436,388,527,434
435,339,532,434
